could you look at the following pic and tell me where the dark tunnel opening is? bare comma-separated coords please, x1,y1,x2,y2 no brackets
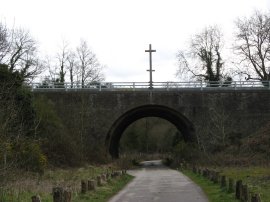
106,105,196,158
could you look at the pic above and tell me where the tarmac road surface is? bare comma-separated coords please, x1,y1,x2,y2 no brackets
108,160,208,202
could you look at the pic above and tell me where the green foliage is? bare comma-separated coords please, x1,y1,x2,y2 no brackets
172,142,199,161
162,157,173,166
33,96,81,166
0,64,36,138
120,117,178,154
0,64,22,86
12,140,47,173
0,64,45,175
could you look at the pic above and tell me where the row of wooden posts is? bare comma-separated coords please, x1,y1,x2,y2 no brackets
189,165,261,202
31,170,127,202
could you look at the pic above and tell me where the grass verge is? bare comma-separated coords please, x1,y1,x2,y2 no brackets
73,174,134,202
181,170,238,202
0,165,133,202
220,167,270,202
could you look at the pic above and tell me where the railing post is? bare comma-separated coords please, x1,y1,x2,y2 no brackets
200,80,203,91
99,83,101,91
133,82,135,91
234,81,237,90
166,82,169,91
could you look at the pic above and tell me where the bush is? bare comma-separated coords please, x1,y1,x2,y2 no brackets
33,96,82,166
14,140,47,174
172,142,200,162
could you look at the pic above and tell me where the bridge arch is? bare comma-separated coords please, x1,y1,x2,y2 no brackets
106,104,196,158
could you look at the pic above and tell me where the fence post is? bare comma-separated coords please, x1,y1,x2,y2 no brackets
213,172,219,183
220,175,226,188
81,180,87,194
192,166,197,174
53,187,64,202
241,184,249,202
228,178,234,193
198,168,201,175
97,175,102,186
31,195,41,202
88,180,96,191
133,82,135,91
106,173,111,180
251,193,261,202
101,174,107,182
235,180,243,199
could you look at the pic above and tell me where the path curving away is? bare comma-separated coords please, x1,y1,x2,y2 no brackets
109,160,208,202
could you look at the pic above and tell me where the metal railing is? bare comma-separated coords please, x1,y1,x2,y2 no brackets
27,80,270,91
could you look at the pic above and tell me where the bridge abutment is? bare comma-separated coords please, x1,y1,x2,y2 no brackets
33,90,270,159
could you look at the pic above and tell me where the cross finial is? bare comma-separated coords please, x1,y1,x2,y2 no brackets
145,44,156,89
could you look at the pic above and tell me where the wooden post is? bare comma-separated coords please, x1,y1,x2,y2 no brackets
207,170,211,180
63,189,72,202
179,163,183,170
111,172,116,178
53,187,64,202
241,184,249,202
228,178,234,193
251,193,261,202
97,175,102,186
81,180,87,194
101,174,107,182
106,173,111,180
202,169,208,177
220,175,226,188
235,180,243,199
31,195,41,202
214,172,219,184
88,180,96,191
192,166,197,174
114,171,121,177
208,170,213,180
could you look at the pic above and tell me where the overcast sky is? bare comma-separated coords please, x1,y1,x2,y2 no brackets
1,0,270,82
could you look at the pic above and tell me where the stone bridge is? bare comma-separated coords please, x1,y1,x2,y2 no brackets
33,90,270,158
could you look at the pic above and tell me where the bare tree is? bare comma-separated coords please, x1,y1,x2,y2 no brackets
67,50,77,88
176,26,230,83
56,40,69,83
234,11,270,83
76,39,104,87
9,28,43,79
0,23,10,63
0,24,43,80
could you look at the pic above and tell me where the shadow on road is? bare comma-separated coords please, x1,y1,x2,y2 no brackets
139,159,168,170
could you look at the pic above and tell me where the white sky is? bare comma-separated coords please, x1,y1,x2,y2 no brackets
1,0,270,82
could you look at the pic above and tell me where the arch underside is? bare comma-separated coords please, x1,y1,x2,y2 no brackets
106,105,196,158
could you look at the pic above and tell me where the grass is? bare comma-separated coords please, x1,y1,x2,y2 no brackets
0,165,133,202
181,170,238,202
220,167,270,202
181,166,270,202
73,174,133,202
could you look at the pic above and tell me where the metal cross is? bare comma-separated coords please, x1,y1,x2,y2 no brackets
145,44,156,89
